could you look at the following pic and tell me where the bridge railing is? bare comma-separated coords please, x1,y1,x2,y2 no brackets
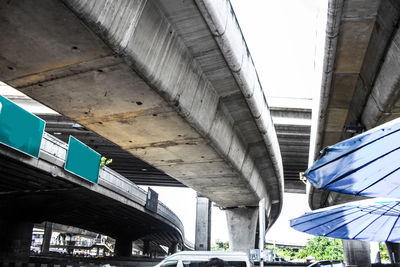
38,132,185,239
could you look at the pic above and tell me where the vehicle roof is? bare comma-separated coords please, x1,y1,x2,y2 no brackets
169,251,248,256
161,251,250,262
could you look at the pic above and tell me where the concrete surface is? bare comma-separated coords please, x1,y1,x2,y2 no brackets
342,240,371,267
0,0,283,231
195,195,211,251
309,0,400,209
225,207,259,252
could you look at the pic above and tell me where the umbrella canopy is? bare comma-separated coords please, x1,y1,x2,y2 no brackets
290,199,400,242
305,117,400,198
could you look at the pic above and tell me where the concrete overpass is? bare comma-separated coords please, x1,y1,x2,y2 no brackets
309,0,400,265
0,130,187,260
0,0,284,250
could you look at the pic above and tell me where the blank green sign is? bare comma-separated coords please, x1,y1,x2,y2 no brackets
65,136,101,184
0,95,45,158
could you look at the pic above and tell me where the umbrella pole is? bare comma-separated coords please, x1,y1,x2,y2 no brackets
386,242,400,264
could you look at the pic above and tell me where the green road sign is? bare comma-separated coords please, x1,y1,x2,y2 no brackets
0,95,45,158
65,136,101,184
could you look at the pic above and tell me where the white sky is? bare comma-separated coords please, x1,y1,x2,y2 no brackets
231,0,327,100
0,0,328,248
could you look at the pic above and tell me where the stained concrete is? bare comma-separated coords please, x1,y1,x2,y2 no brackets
0,0,283,232
225,207,259,252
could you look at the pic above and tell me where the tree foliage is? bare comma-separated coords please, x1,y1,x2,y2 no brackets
211,239,229,251
297,236,344,261
380,243,389,261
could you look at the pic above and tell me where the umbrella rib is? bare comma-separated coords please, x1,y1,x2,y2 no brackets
291,207,359,228
386,212,400,242
356,166,400,195
324,146,400,188
352,202,400,239
301,207,363,232
308,128,400,173
324,202,395,237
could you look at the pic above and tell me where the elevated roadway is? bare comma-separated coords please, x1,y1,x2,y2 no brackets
0,0,284,250
308,1,400,265
309,0,400,210
0,131,188,259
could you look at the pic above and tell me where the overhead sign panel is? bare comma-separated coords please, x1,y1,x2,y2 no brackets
65,136,101,184
0,95,45,158
145,188,159,212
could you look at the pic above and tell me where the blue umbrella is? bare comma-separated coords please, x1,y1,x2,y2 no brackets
305,118,400,198
290,199,400,242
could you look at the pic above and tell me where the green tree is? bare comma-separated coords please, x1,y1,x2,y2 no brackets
275,247,297,260
297,236,344,261
211,239,229,251
380,243,389,261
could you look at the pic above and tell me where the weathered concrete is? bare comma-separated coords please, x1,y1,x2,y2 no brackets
195,195,211,251
0,220,33,261
225,207,258,252
0,0,283,235
342,240,371,267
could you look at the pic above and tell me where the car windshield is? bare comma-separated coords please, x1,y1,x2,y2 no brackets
182,261,246,267
161,260,179,267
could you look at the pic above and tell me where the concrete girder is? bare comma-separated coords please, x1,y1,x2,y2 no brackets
309,0,400,209
0,0,283,228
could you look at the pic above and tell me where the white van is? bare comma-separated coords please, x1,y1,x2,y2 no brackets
154,251,252,267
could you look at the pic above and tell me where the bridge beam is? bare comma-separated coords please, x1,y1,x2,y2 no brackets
0,219,33,261
225,207,258,252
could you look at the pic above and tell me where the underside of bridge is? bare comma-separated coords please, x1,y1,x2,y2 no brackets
0,1,284,251
310,0,400,210
0,131,185,260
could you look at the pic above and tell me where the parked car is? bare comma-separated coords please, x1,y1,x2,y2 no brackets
154,251,252,267
308,260,345,267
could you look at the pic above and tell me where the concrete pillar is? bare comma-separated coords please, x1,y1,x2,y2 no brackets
386,242,400,264
143,239,150,255
40,221,53,254
195,194,211,251
0,220,33,261
115,237,132,257
225,207,258,252
342,239,371,267
169,241,179,254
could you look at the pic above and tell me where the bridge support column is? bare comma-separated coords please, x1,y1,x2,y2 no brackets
0,220,33,261
195,194,211,251
225,207,258,252
115,237,132,257
169,241,179,254
342,239,371,267
41,221,53,254
386,242,400,264
143,239,150,256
